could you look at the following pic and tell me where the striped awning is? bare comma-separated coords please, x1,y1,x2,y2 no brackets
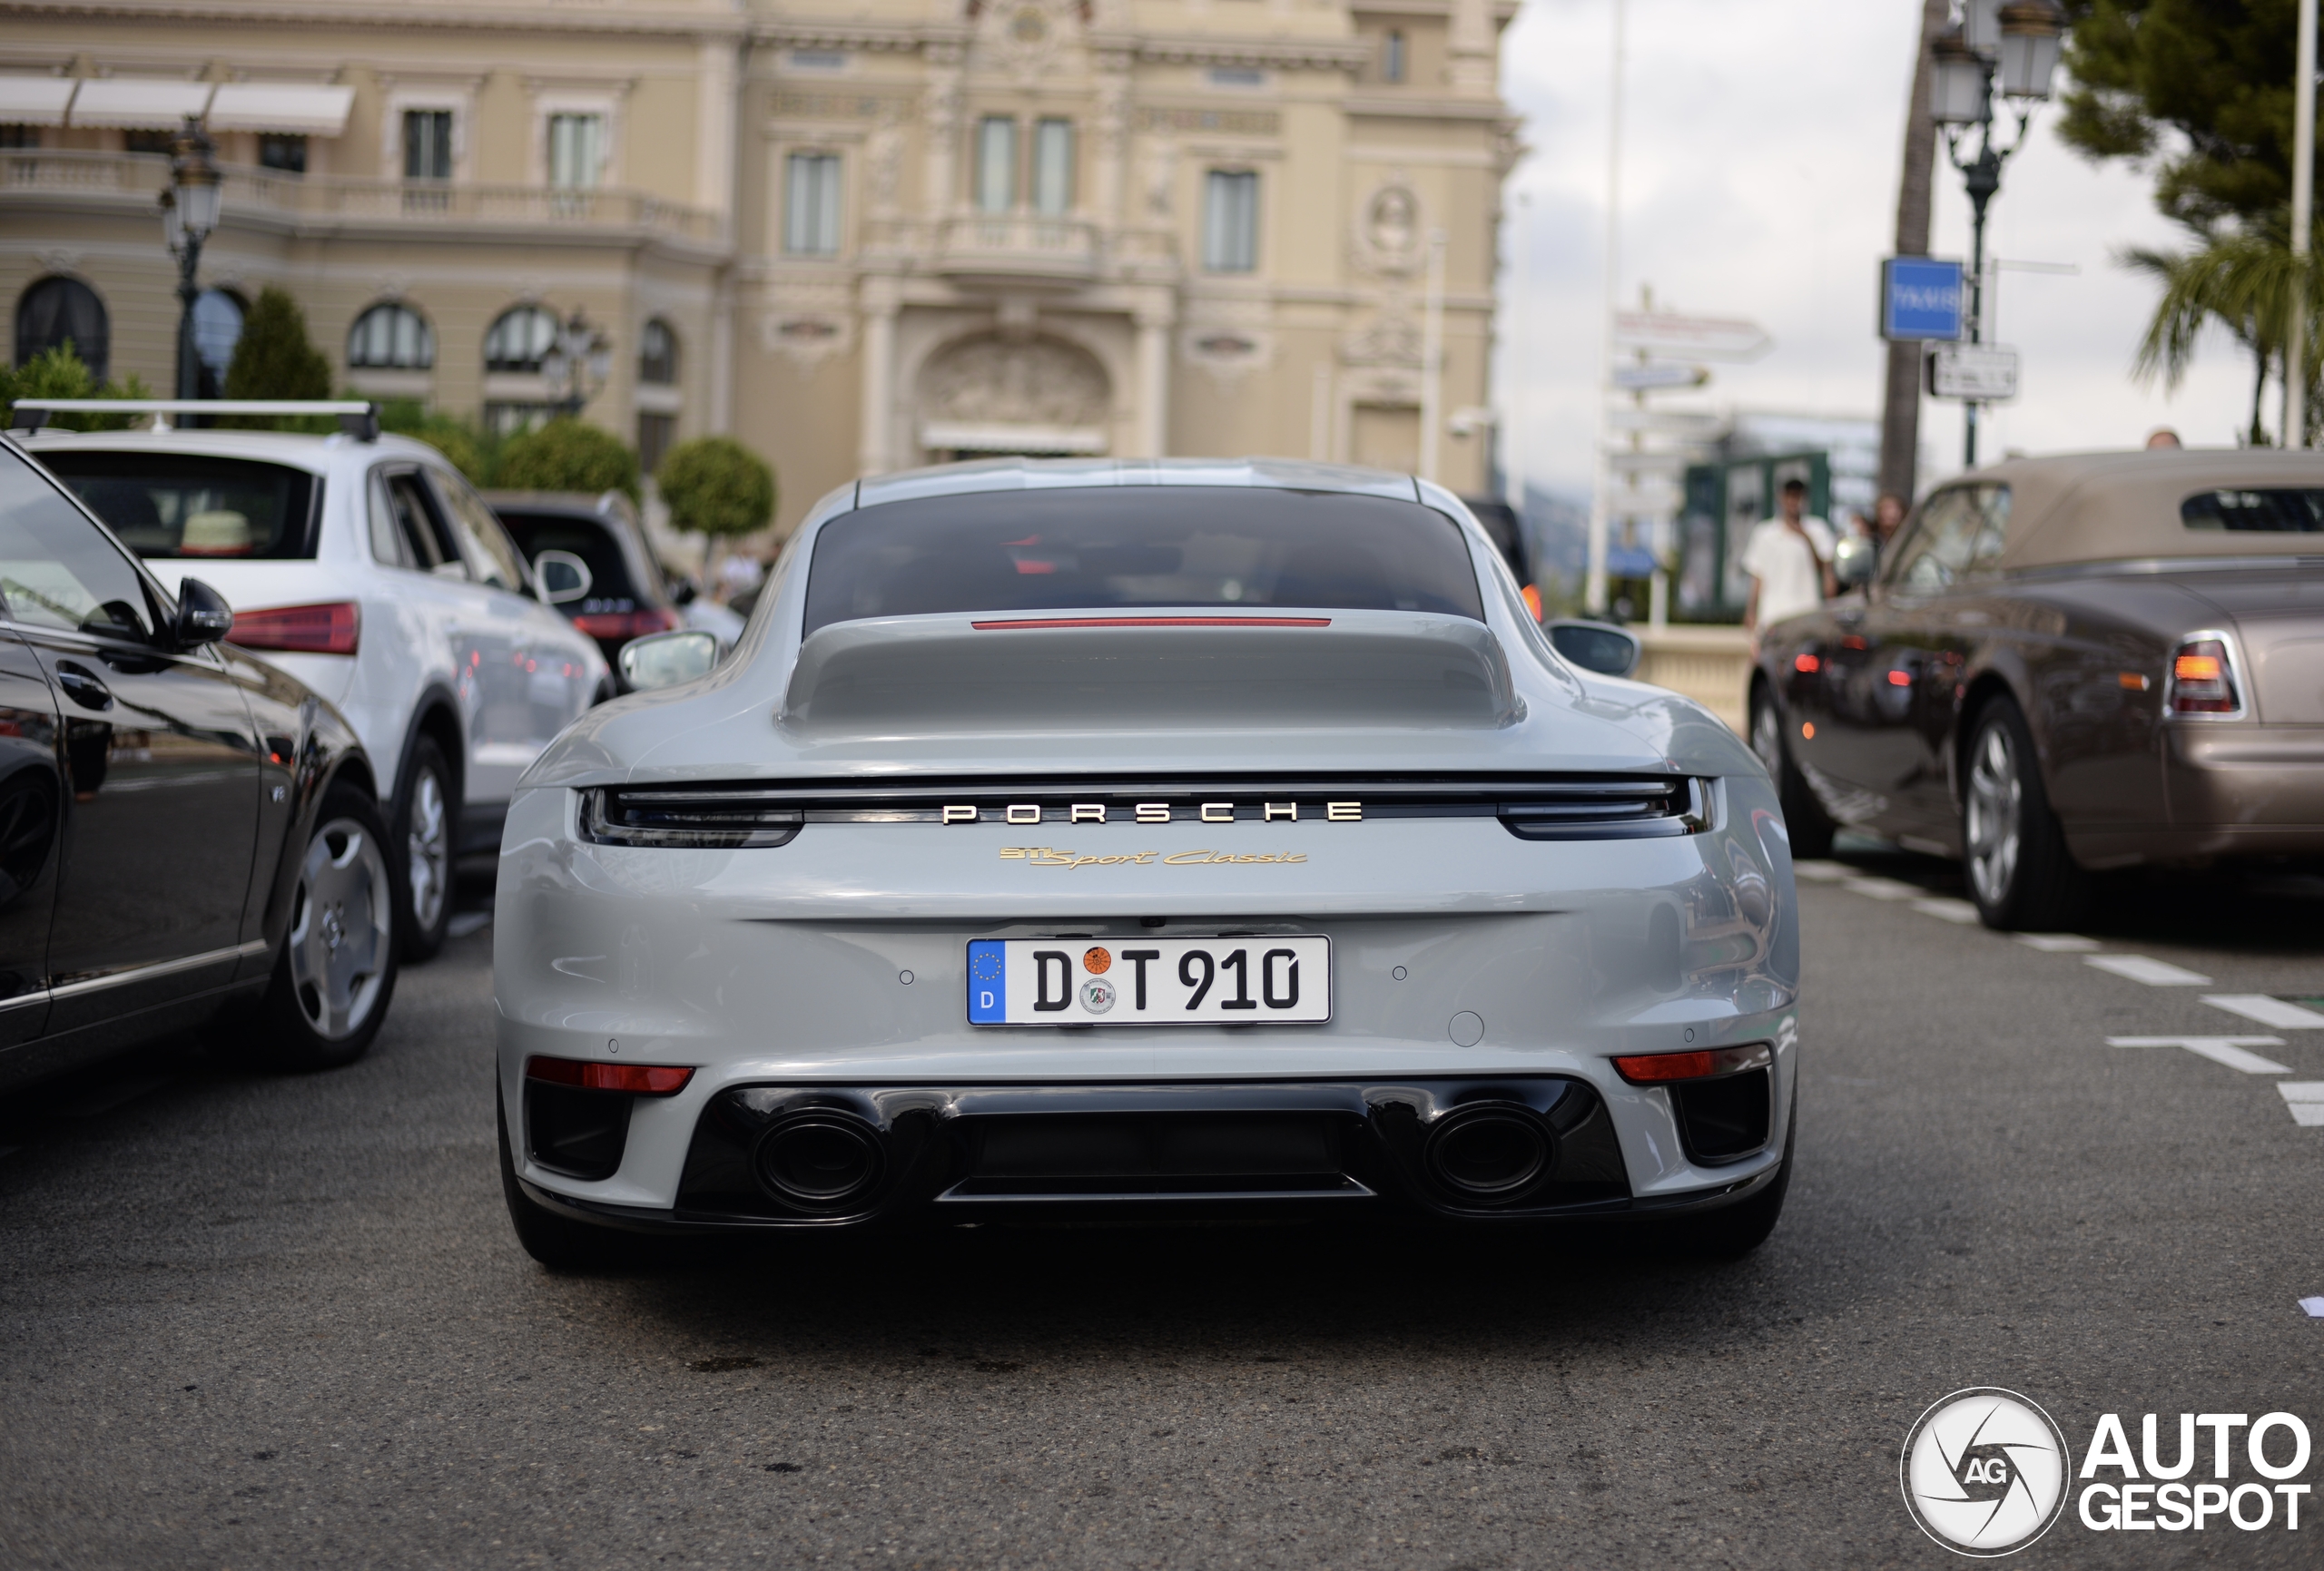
0,75,77,127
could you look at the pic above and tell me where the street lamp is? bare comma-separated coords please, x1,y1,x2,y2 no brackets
1933,0,2064,466
159,115,221,401
539,308,612,418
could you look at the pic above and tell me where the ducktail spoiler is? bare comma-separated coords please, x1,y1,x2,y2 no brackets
780,611,1526,735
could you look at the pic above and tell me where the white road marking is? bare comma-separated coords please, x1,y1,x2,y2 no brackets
448,910,492,938
2085,955,2214,987
2203,995,2324,1029
1792,862,1850,882
2014,934,2100,953
1842,876,1923,901
2279,1084,2324,1127
2106,1036,2292,1075
1913,897,1982,924
2302,1296,2324,1318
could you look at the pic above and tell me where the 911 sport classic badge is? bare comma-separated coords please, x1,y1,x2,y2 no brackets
1900,1388,2072,1556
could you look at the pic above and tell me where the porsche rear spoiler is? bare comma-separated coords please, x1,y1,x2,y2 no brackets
780,611,1526,735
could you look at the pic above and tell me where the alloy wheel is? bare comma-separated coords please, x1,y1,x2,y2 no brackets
1965,722,2024,908
288,817,393,1040
406,767,448,935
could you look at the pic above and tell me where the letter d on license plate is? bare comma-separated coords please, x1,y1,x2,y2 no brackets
967,937,1331,1026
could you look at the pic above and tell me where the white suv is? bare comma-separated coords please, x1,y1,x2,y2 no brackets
19,412,611,958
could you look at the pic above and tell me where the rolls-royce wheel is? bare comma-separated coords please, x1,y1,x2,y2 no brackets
255,785,399,1070
497,1086,627,1271
1749,682,1835,860
397,737,455,962
1962,697,2085,931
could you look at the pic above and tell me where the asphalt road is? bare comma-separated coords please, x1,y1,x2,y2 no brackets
5,849,2324,1569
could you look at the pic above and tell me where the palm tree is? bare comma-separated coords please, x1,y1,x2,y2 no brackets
2122,214,2323,446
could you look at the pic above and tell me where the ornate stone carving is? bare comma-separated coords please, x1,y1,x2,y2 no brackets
920,334,1108,427
971,0,1083,83
759,280,856,372
1340,302,1423,368
865,109,904,216
1179,296,1272,384
1142,137,1177,221
1351,179,1423,278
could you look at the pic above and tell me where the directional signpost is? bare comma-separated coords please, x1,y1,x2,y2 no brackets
1590,303,1771,623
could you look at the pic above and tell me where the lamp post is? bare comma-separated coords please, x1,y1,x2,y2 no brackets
1931,0,2064,467
539,308,612,419
160,115,222,401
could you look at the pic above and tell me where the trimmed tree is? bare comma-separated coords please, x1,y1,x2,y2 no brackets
0,343,153,431
497,417,639,501
655,436,776,555
221,287,332,429
378,398,498,486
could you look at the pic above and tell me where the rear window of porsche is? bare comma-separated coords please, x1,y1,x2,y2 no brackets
2181,488,2324,532
38,451,320,560
803,486,1485,638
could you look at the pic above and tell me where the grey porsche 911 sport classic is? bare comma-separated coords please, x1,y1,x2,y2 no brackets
490,458,1800,1265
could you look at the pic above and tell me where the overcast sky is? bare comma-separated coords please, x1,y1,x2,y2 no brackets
1495,0,2261,503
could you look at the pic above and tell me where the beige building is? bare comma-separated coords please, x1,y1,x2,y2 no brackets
1,0,1516,535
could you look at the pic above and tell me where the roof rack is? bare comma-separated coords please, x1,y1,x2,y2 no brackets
7,399,381,441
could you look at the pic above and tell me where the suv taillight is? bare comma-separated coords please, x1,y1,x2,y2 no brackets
2167,635,2241,716
228,601,360,656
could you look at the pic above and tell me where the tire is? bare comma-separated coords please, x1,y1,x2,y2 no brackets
1675,1105,1794,1259
497,1085,629,1271
1749,682,1836,860
1961,698,2085,931
250,784,399,1071
396,736,455,962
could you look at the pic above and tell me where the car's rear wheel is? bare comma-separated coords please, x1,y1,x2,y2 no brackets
397,737,455,962
497,1085,629,1270
1749,682,1835,860
251,785,399,1071
1962,698,2084,931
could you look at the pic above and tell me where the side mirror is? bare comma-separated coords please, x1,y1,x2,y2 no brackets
174,577,235,648
1546,618,1642,679
533,549,594,605
617,628,722,692
1834,535,1877,589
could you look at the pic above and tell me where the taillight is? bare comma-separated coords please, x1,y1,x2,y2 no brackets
1794,653,1820,673
1612,1043,1772,1085
2166,635,2242,716
228,601,360,656
524,1056,694,1095
572,607,680,642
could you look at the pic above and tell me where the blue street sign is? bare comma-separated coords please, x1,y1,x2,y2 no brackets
1881,257,1965,342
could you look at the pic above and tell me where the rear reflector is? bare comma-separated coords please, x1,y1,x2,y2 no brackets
524,1056,694,1095
1612,1043,1772,1085
228,601,360,656
969,615,1334,630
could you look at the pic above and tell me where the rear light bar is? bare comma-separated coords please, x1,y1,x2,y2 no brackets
524,1056,694,1095
1612,1043,1772,1085
970,616,1334,631
2165,633,2245,717
1498,778,1709,840
228,600,360,656
579,786,804,849
572,607,681,642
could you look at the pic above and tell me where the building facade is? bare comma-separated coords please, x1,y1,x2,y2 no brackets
2,0,1517,535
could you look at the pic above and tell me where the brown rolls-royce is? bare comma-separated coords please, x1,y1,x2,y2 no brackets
1748,449,2324,928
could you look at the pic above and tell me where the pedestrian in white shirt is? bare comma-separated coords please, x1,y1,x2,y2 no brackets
1741,477,1836,639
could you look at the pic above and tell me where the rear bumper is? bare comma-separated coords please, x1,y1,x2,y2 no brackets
508,1071,1789,1232
2149,725,2324,857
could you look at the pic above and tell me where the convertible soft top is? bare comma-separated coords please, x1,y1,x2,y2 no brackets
1970,448,2324,571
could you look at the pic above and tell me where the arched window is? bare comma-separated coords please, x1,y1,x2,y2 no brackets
638,319,678,385
348,302,435,369
483,305,559,373
15,277,110,385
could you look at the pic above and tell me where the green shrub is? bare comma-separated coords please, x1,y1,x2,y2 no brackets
0,343,153,431
221,287,334,431
497,417,638,502
378,398,498,486
656,436,776,544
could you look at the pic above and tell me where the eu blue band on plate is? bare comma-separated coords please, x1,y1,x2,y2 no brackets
967,940,1007,1023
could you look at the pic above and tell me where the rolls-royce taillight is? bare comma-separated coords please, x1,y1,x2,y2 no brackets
2167,635,2242,716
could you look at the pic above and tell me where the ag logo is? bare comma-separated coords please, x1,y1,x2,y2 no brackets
1900,1388,2071,1556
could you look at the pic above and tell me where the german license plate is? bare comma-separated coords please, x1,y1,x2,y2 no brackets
967,938,1331,1026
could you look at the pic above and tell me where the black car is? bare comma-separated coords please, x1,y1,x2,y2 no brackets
484,490,682,669
0,437,397,1087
